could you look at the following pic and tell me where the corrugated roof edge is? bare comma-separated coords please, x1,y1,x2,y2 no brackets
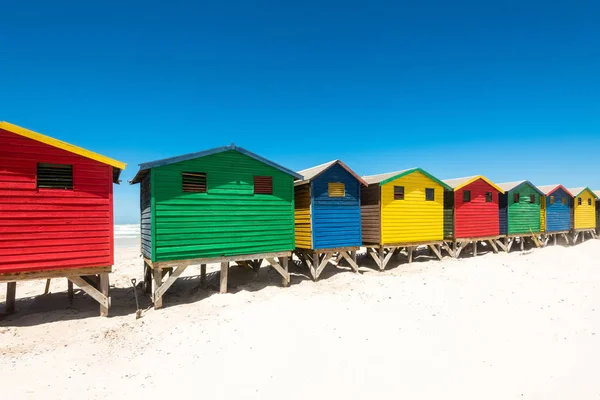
443,175,505,193
377,168,452,190
568,187,599,199
295,160,368,187
0,121,127,184
130,144,303,184
537,184,574,198
496,180,545,196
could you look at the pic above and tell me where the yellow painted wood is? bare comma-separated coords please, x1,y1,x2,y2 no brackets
294,184,312,248
574,189,596,229
328,182,345,197
0,121,126,170
381,170,444,243
540,196,546,232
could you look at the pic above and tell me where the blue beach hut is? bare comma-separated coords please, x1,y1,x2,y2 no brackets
293,160,367,280
538,185,574,244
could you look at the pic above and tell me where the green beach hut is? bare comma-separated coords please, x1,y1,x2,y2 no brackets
131,144,302,308
497,181,544,251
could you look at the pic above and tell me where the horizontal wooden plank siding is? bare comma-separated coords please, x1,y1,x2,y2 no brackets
311,163,362,249
506,183,541,234
545,188,571,232
294,184,312,249
381,171,444,243
0,128,113,273
360,184,381,244
152,150,295,261
540,196,546,232
454,179,500,238
140,172,152,259
573,189,596,230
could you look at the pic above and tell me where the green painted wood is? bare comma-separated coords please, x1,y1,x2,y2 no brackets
507,183,541,235
151,150,295,262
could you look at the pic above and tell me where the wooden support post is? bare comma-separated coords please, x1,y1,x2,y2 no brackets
520,238,525,251
153,269,163,309
408,247,413,263
44,279,51,295
144,262,152,294
488,240,498,253
220,262,229,294
200,264,207,288
473,241,477,257
378,247,385,271
367,248,382,270
5,282,16,314
99,273,109,317
554,234,557,246
68,279,74,303
340,251,360,273
455,242,464,258
507,238,514,252
428,244,443,260
281,256,289,287
265,257,291,285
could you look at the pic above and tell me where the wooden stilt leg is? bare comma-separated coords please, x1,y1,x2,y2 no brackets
281,256,289,287
44,279,51,295
153,269,163,309
473,241,477,257
408,247,413,263
68,279,74,303
378,247,385,271
554,235,557,246
520,238,524,251
5,282,16,314
200,264,207,288
220,262,229,294
99,273,109,317
144,262,152,294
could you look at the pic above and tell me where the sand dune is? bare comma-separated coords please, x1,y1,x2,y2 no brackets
2,241,600,399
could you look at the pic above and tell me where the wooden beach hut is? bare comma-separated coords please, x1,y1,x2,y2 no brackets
537,185,574,245
567,187,598,242
294,160,367,280
442,176,506,257
496,181,544,251
595,190,600,237
130,144,302,308
360,168,452,270
0,121,126,316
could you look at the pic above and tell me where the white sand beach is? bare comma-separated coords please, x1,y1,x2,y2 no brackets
2,238,600,399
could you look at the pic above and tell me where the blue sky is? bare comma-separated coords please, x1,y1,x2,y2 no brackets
2,1,599,223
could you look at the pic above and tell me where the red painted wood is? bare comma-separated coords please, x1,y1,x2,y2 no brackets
454,179,500,239
0,128,115,273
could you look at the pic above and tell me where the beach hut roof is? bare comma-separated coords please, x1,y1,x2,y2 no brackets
594,190,600,199
537,184,574,197
0,121,126,183
443,175,504,193
496,181,544,196
567,187,599,199
295,160,367,187
362,168,451,189
130,144,303,184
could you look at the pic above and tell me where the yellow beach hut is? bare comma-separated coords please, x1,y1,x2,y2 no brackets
360,168,452,270
567,187,598,242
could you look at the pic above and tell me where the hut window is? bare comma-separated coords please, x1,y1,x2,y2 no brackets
485,192,493,202
182,172,207,193
578,197,582,206
588,198,592,206
513,193,520,203
254,176,273,194
394,186,405,200
37,163,73,189
562,197,567,205
530,194,536,204
425,188,435,201
328,182,345,197
463,190,471,202
550,196,555,205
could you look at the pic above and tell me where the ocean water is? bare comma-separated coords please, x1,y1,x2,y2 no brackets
114,224,140,249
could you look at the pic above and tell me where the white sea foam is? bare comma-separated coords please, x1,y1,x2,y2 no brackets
114,224,140,238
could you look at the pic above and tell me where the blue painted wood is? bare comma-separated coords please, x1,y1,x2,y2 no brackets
311,163,362,249
546,187,571,232
499,193,508,235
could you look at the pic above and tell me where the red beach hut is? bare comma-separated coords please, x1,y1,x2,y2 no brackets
0,122,126,316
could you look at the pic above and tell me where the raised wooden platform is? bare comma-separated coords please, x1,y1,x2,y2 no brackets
542,231,572,246
443,236,506,258
363,241,451,271
571,229,597,243
500,232,544,252
144,251,292,309
1,266,111,316
294,246,360,280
